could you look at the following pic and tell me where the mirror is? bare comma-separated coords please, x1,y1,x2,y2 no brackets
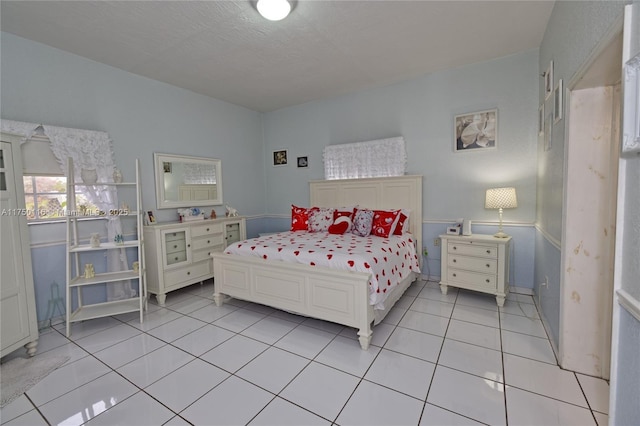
154,153,223,209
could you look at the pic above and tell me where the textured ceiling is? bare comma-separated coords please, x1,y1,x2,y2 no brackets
1,1,554,112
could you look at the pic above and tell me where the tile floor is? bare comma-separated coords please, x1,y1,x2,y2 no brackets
0,280,610,425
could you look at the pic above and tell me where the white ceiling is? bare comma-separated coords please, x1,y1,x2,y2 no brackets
1,1,554,112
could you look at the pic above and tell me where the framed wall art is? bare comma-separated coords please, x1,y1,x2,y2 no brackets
544,60,554,100
273,149,288,166
297,156,308,168
454,109,498,152
554,79,563,124
538,103,545,136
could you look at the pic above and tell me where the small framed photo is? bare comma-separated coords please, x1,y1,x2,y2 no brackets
273,149,288,166
544,109,553,151
163,161,172,173
454,109,498,152
146,210,156,225
554,79,563,124
297,156,308,168
538,103,545,136
544,60,554,100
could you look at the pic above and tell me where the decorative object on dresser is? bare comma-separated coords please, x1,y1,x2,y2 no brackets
144,216,246,305
1,133,39,358
439,234,511,307
212,175,423,350
65,158,146,337
484,187,517,238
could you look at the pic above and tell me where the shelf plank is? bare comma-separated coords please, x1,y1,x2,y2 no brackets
69,270,141,287
69,298,142,323
69,241,140,252
72,182,136,187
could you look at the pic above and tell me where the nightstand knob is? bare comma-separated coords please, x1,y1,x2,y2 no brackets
207,240,210,244
486,250,491,254
486,279,490,283
206,228,210,231
174,257,178,261
187,244,191,247
452,273,457,277
173,244,177,249
453,246,457,250
187,271,191,275
486,264,490,268
453,259,457,263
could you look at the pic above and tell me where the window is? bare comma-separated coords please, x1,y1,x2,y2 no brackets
23,176,97,221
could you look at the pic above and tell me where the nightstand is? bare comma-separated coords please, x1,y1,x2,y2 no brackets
439,234,511,306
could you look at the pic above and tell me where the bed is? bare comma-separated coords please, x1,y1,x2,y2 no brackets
211,175,423,350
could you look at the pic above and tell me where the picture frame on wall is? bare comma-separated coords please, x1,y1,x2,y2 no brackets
544,109,553,151
554,79,563,124
544,60,554,100
538,103,545,136
454,108,498,152
297,156,308,168
273,149,288,166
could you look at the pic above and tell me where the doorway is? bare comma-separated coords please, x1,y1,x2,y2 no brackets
560,29,623,379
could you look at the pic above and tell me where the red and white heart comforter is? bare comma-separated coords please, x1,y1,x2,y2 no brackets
224,231,420,308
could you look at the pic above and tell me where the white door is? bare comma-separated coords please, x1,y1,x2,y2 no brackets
609,2,640,423
0,141,31,350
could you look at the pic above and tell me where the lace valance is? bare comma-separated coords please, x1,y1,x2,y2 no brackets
323,136,407,180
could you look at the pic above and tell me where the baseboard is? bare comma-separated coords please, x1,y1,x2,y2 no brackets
510,286,534,295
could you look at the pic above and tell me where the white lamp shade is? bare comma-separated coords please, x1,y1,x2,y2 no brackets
485,187,518,209
256,0,291,21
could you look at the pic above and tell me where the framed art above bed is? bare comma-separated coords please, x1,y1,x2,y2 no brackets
212,175,423,350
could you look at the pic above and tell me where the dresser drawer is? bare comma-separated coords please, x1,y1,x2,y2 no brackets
164,231,185,242
448,255,497,274
166,251,187,266
226,230,240,244
448,242,497,258
191,223,223,238
192,244,225,263
447,269,496,292
192,234,225,250
164,261,211,287
165,239,186,255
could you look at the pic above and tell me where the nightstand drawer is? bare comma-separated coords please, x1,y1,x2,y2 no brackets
448,269,496,292
448,255,497,274
448,242,497,258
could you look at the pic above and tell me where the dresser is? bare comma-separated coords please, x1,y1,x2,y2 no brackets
144,217,245,305
1,133,39,357
439,234,511,306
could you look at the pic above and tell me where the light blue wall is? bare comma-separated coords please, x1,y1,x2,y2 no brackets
534,0,625,361
1,32,267,322
613,308,640,424
262,50,539,226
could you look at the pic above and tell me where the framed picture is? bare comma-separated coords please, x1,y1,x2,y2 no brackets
544,60,554,100
273,149,288,166
454,109,498,152
297,156,308,168
538,103,545,136
163,161,172,173
554,79,563,124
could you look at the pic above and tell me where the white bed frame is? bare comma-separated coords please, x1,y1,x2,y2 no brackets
211,175,422,350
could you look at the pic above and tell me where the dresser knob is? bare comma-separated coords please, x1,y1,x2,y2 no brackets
486,264,490,268
486,250,491,254
206,228,210,232
452,273,457,277
173,245,177,249
453,246,457,250
453,259,457,263
486,279,490,283
207,240,210,244
187,271,190,275
174,257,178,261
187,244,191,247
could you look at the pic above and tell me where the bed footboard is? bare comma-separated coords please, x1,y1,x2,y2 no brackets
212,253,374,349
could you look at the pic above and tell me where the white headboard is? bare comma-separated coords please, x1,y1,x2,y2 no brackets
309,175,423,265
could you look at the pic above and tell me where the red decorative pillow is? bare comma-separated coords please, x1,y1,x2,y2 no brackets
333,208,355,232
371,210,401,238
393,210,410,235
291,205,316,231
328,217,350,234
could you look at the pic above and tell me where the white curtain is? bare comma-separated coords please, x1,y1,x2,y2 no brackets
1,119,135,300
323,136,407,180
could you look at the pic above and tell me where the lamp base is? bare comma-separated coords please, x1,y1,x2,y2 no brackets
493,231,510,238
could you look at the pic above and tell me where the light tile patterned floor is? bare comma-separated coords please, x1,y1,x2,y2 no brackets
0,280,610,425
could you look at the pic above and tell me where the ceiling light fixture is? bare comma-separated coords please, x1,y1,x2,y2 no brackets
256,0,291,21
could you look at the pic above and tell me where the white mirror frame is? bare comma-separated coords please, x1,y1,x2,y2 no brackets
154,153,223,209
